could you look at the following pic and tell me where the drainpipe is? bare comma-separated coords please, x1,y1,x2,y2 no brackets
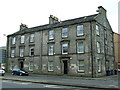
6,36,9,72
90,21,94,78
104,29,107,72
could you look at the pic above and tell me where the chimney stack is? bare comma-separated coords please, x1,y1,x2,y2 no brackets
98,6,107,16
20,23,28,31
49,15,59,24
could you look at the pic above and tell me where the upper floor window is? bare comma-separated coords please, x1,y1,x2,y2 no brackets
97,42,100,53
96,25,99,35
62,28,68,38
21,35,25,44
30,47,34,56
49,45,54,55
30,34,35,42
20,48,24,57
62,43,68,54
48,61,53,71
104,30,107,38
49,30,54,40
77,42,84,53
77,25,84,36
12,37,16,45
11,49,15,57
78,60,84,72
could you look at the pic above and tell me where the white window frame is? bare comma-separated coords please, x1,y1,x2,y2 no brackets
11,49,15,57
12,37,16,44
30,47,34,56
62,43,68,54
78,60,84,72
29,61,33,71
48,61,53,71
98,59,101,72
77,25,84,36
49,30,54,40
20,48,24,57
62,28,68,38
21,35,25,44
97,42,100,53
96,25,99,35
77,42,84,53
30,34,34,42
49,45,54,55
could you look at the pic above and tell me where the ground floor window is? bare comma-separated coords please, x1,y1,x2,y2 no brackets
48,61,53,71
98,59,101,72
78,60,84,72
11,62,14,70
29,61,33,71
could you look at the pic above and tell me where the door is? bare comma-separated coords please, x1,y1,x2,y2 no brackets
20,62,24,69
63,60,68,74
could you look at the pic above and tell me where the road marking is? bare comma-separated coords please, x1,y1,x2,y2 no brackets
44,85,63,88
2,80,32,85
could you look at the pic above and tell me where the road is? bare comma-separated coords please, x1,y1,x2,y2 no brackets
118,71,120,88
2,80,93,89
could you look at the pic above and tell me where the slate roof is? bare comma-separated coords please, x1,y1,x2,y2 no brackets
8,14,98,36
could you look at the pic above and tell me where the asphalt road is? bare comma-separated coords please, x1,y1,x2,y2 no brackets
2,80,94,89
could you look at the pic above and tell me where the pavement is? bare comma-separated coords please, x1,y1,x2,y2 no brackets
0,73,119,89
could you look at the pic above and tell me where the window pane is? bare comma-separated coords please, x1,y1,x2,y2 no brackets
49,30,54,40
29,61,33,71
21,36,25,43
80,66,84,70
77,25,83,36
30,47,34,56
98,60,101,72
62,28,68,37
12,37,16,44
49,45,54,55
62,43,68,54
20,48,24,57
77,42,84,53
30,34,34,42
96,25,99,35
97,42,100,53
78,60,84,71
11,49,15,57
48,61,53,71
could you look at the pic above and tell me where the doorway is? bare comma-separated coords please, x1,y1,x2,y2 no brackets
20,61,24,69
63,60,68,74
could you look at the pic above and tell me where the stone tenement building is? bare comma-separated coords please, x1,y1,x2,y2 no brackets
7,6,115,77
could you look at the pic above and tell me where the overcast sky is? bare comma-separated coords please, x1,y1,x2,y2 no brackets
0,0,119,47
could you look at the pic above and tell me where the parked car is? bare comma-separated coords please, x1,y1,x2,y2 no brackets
0,68,5,76
12,68,29,76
